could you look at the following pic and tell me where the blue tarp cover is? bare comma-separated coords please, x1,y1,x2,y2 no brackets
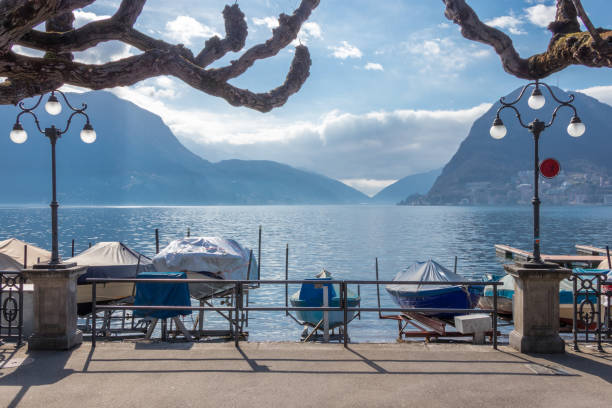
134,272,191,318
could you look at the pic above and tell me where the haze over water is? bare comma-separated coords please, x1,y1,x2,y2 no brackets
1,205,610,342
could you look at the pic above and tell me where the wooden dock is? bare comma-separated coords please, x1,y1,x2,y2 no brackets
575,244,609,256
495,244,606,267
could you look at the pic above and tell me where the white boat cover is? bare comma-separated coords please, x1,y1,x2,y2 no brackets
385,259,464,293
0,238,51,268
152,237,255,281
0,253,22,272
67,242,154,283
597,259,610,270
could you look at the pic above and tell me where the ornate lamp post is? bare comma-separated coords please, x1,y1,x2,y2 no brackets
489,80,585,263
10,90,96,268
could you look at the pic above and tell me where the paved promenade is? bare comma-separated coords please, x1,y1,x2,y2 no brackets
0,341,610,407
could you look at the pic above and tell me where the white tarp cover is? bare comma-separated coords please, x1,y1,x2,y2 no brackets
0,238,51,268
68,242,152,267
0,253,22,271
67,242,153,283
386,259,464,293
153,237,254,280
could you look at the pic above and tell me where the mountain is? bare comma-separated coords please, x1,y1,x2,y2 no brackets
372,168,441,203
427,86,612,205
0,91,368,205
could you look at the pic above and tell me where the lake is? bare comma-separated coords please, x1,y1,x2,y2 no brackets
1,205,610,342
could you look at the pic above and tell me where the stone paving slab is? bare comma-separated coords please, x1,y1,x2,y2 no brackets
0,341,610,408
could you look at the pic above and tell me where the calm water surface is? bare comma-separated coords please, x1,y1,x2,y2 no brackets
1,205,610,342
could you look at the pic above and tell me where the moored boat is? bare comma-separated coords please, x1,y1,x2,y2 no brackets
152,237,257,300
67,242,154,315
0,238,51,268
289,269,360,328
385,259,481,318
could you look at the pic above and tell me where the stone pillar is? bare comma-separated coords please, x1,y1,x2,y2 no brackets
22,265,87,350
504,261,571,353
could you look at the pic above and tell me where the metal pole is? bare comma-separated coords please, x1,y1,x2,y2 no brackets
23,245,27,269
342,282,348,347
234,283,240,346
493,283,498,350
375,258,382,318
572,275,578,351
285,244,289,316
258,225,262,281
454,256,457,274
187,227,190,237
17,276,23,346
47,127,60,265
530,122,544,264
92,282,97,347
596,277,603,352
155,229,159,254
71,239,75,257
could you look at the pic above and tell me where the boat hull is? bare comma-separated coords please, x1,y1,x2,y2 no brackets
387,286,480,318
76,282,135,316
290,286,360,328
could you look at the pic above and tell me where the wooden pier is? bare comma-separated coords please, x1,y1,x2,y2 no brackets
495,244,606,268
575,244,609,256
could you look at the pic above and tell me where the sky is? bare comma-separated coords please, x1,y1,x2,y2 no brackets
18,0,612,196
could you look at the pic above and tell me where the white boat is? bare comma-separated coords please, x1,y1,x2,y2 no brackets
152,237,257,300
67,242,154,315
0,238,51,268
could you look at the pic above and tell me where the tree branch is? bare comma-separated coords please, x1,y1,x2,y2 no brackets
442,0,612,79
0,0,319,111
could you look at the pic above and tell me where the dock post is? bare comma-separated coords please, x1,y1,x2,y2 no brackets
155,229,159,254
493,284,498,350
92,282,97,348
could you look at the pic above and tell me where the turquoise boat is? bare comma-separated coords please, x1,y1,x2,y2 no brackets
290,270,360,328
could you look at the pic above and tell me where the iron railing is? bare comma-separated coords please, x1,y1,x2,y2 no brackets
569,271,611,352
87,278,501,349
0,271,25,346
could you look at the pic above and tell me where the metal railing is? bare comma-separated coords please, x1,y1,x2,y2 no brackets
87,278,501,349
569,271,611,352
0,271,25,346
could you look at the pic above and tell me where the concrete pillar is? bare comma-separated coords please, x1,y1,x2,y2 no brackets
22,265,87,350
504,261,571,353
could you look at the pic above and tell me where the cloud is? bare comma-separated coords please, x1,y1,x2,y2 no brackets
328,41,362,59
340,179,397,197
164,16,219,46
252,16,279,30
112,79,491,181
577,85,612,107
364,62,383,71
73,9,110,27
400,37,491,73
73,41,137,64
525,4,556,28
11,45,45,58
485,15,526,35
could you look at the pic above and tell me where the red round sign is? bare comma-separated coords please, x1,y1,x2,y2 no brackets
540,158,560,179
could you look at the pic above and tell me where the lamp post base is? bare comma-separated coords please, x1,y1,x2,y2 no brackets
22,264,87,351
504,261,571,354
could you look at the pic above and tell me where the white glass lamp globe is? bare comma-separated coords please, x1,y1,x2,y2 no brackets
567,116,585,137
9,123,27,144
44,94,62,115
80,123,96,143
528,87,545,110
489,117,507,139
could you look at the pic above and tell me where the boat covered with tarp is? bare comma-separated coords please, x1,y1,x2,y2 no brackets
67,242,154,315
0,253,22,272
0,238,51,269
290,269,360,328
152,237,257,300
385,259,480,318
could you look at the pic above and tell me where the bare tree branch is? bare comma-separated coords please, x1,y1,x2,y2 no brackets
442,0,611,79
0,0,319,111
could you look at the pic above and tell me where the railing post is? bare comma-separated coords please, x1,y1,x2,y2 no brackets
155,229,159,254
596,276,603,352
18,274,24,347
342,282,348,347
92,281,97,348
572,274,578,351
493,283,498,350
234,283,240,347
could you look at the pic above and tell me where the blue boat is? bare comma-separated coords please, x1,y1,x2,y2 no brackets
290,270,360,328
385,260,480,318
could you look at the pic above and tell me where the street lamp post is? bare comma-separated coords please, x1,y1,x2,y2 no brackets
489,80,585,264
10,90,96,268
